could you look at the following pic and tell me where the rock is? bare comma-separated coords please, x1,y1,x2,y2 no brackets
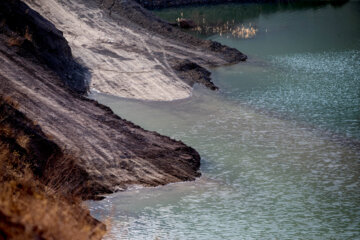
206,40,247,62
168,22,178,27
172,59,218,90
0,0,88,94
178,18,196,29
0,0,201,200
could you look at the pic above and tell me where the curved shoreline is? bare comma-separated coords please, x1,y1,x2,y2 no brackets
0,0,247,203
0,0,229,238
0,1,246,238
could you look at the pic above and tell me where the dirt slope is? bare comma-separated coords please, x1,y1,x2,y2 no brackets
24,0,246,101
0,0,200,199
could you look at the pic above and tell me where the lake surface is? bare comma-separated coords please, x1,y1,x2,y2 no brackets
89,2,360,239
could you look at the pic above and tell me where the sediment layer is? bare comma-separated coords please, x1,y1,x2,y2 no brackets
24,0,246,101
0,0,201,199
0,99,106,240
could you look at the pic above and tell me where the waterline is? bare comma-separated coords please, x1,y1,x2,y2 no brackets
89,2,360,239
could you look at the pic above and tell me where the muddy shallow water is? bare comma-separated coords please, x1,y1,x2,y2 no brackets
89,2,360,239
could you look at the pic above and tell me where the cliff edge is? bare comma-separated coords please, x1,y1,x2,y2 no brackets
0,0,200,200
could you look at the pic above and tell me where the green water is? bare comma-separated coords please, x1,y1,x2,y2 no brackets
89,2,360,239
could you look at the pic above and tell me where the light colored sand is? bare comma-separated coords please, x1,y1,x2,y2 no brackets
25,0,198,101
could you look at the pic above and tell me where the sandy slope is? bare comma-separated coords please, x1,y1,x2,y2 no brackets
0,0,200,198
24,0,244,101
0,43,200,196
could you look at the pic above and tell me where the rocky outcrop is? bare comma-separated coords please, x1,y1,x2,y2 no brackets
0,0,88,93
0,0,201,199
178,18,197,28
172,59,217,90
0,100,106,198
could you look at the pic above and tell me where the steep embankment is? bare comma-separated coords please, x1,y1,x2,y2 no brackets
24,0,246,101
0,99,106,240
0,0,200,199
0,0,242,238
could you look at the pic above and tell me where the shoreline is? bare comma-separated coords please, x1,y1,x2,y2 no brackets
0,0,247,238
24,0,246,101
0,0,247,201
1,0,358,239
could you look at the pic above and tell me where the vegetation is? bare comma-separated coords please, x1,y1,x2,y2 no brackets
0,97,106,240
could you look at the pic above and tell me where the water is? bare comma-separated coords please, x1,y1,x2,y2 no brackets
89,2,360,239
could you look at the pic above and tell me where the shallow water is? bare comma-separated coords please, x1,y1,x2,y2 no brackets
89,2,360,239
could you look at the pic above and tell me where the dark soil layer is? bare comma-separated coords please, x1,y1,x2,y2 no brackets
0,0,88,93
100,0,247,64
0,1,203,237
0,0,249,238
0,0,200,200
0,99,106,240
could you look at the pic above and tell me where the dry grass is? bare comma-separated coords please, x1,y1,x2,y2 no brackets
6,25,32,47
0,97,106,240
24,26,32,42
7,36,24,47
0,170,106,240
0,19,6,28
15,134,29,149
1,95,18,108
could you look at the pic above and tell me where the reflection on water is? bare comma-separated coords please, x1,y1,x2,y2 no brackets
214,49,360,140
155,0,350,39
192,22,258,39
89,89,360,239
89,1,360,239
174,10,258,39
